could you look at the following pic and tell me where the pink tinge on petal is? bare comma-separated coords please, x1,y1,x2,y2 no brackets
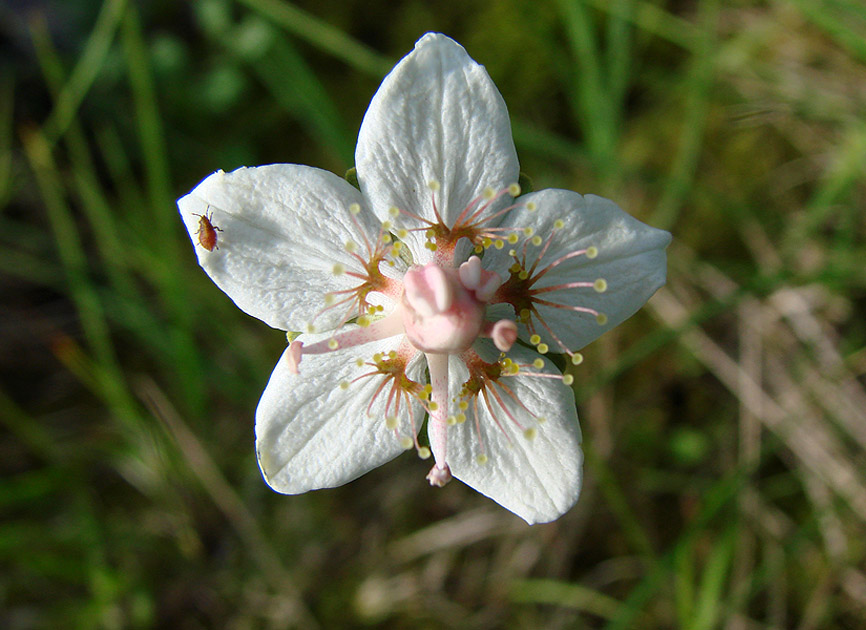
285,340,304,374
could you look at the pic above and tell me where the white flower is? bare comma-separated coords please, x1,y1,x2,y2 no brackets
177,33,671,524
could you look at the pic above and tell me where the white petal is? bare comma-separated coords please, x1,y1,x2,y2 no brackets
484,189,671,351
178,164,389,332
356,33,519,262
256,332,424,494
441,342,583,524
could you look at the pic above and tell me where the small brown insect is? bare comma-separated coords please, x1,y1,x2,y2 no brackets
193,209,223,251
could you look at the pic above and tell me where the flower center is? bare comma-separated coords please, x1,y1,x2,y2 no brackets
400,261,490,354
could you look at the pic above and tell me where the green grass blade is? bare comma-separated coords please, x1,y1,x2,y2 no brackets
39,0,127,146
235,0,393,77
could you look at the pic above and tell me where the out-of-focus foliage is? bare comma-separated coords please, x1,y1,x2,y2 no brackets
1,0,865,628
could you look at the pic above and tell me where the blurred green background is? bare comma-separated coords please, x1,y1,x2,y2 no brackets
2,0,865,627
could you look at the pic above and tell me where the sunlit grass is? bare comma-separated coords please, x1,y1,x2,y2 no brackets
2,0,865,627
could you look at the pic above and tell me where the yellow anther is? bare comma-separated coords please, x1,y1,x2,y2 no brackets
388,206,400,217
563,374,574,386
526,201,537,211
381,220,393,230
324,293,336,306
533,358,544,369
520,308,531,320
327,338,339,350
458,401,468,411
524,427,537,441
388,351,397,359
345,241,357,253
356,358,365,367
424,384,433,393
594,278,608,293
586,246,598,259
305,323,316,333
358,315,371,328
339,381,350,390
400,436,414,449
508,183,521,196
508,248,517,257
385,416,398,430
531,235,543,246
494,240,505,249
483,186,496,199
428,180,441,191
349,203,361,215
419,390,429,401
332,264,345,276
418,446,431,460
481,237,492,248
373,352,383,362
392,241,402,252
474,245,484,254
397,229,409,239
554,219,565,230
523,227,534,236
596,313,608,325
456,413,466,423
425,229,435,238
537,343,549,354
571,353,584,365
510,263,521,273
507,233,519,244
446,416,457,426
537,416,547,424
530,334,541,345
382,233,392,243
476,454,489,465
518,270,529,280
429,402,439,411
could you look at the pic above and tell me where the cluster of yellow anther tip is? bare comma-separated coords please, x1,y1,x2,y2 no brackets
528,335,549,354
500,357,520,375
